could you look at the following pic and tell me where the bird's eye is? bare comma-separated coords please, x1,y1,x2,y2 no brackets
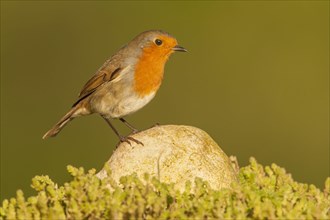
155,39,162,46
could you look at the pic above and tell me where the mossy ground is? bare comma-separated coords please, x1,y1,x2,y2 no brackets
1,158,329,220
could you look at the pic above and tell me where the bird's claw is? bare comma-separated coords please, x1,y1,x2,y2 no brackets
118,135,144,147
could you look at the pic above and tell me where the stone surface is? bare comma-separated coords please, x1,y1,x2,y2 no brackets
97,125,237,191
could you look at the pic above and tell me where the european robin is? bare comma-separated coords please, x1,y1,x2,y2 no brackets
42,30,187,145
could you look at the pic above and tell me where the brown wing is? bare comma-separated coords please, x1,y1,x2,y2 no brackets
72,60,122,107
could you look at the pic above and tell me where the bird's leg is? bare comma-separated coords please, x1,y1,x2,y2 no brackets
102,116,125,142
102,116,143,146
119,118,139,134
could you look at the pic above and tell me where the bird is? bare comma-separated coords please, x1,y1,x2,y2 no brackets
42,30,187,145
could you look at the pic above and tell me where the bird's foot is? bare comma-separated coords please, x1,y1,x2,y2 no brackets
118,135,144,147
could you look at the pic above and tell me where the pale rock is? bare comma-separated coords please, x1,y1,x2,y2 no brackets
97,125,237,191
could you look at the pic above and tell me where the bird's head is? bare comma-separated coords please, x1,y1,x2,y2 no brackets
130,30,187,61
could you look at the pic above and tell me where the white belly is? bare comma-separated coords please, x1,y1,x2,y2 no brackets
108,91,156,118
91,88,156,119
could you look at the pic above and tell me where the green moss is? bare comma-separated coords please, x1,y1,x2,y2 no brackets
1,158,329,219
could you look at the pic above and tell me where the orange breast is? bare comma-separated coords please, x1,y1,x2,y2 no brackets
134,45,170,97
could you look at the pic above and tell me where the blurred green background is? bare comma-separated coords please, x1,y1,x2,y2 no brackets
1,1,329,200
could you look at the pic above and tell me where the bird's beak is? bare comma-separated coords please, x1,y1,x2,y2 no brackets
172,45,187,52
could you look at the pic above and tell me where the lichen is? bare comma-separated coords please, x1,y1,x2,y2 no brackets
1,157,329,220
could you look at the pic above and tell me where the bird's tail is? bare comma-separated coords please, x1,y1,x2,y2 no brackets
42,106,80,139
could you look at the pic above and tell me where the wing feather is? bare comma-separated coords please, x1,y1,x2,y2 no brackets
72,60,121,107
